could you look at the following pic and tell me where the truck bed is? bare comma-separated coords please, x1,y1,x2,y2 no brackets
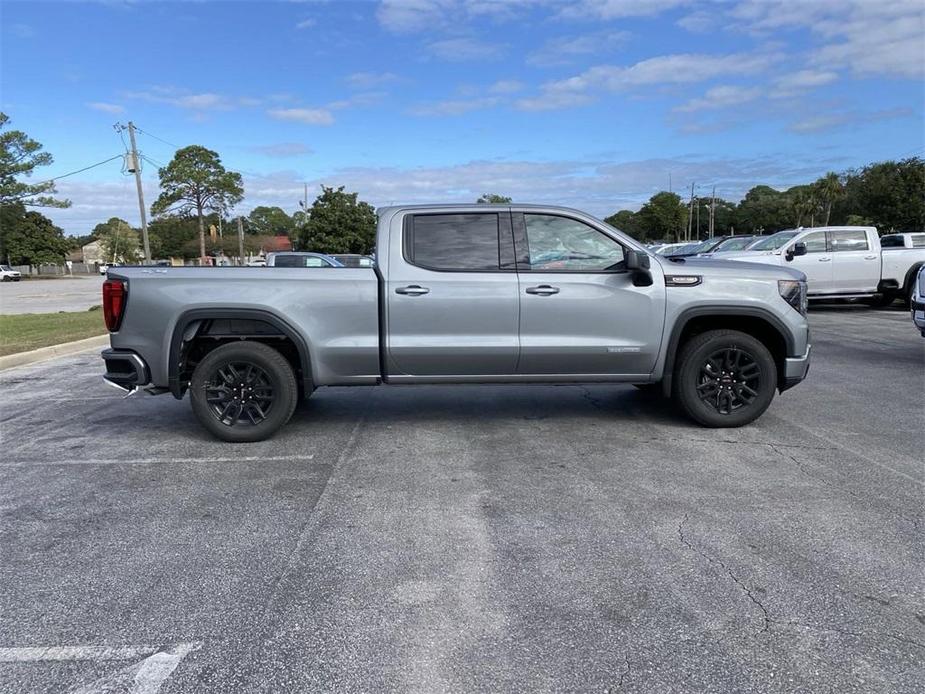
108,266,380,387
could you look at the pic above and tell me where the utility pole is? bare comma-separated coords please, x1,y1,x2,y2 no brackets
709,186,716,238
696,195,700,239
687,182,695,242
237,216,245,265
124,122,151,264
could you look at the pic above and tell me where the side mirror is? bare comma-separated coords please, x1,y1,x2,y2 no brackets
786,242,807,261
626,249,652,286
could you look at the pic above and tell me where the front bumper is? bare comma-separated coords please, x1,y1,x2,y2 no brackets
912,298,925,329
101,348,150,393
781,344,811,391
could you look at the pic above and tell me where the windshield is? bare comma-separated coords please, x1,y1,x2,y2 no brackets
748,231,798,251
0,265,12,271
713,237,755,252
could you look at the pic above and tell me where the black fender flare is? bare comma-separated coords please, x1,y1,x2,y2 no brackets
167,308,313,399
661,306,797,397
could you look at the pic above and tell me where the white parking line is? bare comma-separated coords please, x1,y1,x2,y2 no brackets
3,454,316,467
0,642,201,694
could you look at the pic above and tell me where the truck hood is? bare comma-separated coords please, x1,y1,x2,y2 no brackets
654,255,804,282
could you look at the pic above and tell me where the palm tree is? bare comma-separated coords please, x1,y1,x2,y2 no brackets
815,172,843,225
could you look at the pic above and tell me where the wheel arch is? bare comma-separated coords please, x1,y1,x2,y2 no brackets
167,308,313,399
661,306,795,397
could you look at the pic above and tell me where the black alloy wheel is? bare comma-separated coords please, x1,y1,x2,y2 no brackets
205,362,276,427
695,347,761,415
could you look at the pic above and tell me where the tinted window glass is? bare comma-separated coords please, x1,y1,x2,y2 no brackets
750,231,798,251
832,230,869,251
715,237,754,251
273,255,302,267
523,214,624,271
911,235,925,248
880,235,904,248
408,214,499,271
800,231,827,253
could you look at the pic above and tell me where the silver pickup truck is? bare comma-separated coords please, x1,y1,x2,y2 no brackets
101,204,811,441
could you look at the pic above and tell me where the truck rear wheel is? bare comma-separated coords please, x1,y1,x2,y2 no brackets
674,329,777,428
189,341,298,442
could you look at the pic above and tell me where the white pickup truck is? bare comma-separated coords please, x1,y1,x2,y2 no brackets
719,226,925,304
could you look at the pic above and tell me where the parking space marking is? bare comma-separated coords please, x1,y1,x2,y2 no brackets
3,454,316,467
0,642,200,694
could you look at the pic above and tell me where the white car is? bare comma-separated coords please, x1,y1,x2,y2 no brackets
1,264,22,281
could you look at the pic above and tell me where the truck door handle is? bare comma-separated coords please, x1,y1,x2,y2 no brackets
864,255,878,260
818,257,831,262
525,285,560,296
395,285,429,296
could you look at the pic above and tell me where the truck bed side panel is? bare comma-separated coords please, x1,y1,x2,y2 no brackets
108,267,379,387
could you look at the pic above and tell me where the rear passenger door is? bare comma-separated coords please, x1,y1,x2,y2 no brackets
386,212,520,376
830,229,879,293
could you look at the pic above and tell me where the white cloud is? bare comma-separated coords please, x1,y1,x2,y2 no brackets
346,71,399,88
123,86,254,111
487,80,524,94
731,0,925,78
295,18,316,29
426,37,505,61
87,102,126,115
267,107,335,125
675,85,761,112
45,153,845,235
409,96,501,116
250,142,314,158
376,0,455,33
10,23,35,38
771,70,838,98
676,10,712,33
558,0,689,20
524,52,776,110
526,30,631,67
789,107,913,134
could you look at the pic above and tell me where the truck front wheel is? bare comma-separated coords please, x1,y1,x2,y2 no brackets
189,341,298,442
674,329,777,428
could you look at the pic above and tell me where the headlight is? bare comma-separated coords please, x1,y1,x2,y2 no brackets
778,279,807,315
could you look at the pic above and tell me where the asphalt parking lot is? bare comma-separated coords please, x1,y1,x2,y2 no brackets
0,305,922,693
0,276,104,314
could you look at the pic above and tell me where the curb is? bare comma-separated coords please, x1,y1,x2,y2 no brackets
0,334,109,371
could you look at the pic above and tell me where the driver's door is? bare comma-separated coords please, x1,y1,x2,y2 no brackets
786,230,834,295
514,212,664,376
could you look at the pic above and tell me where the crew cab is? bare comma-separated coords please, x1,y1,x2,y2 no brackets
1,264,22,282
100,204,811,442
719,226,925,303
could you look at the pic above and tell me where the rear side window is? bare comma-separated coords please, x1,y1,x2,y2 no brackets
406,214,500,271
911,234,925,248
880,235,904,248
832,230,869,251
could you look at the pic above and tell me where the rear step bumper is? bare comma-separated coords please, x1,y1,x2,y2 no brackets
101,349,150,393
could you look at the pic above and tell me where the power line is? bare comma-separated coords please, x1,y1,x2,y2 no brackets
135,127,182,150
9,154,123,197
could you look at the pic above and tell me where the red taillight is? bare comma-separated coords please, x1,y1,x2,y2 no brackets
102,279,126,332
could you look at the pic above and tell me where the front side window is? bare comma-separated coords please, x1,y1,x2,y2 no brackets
798,231,827,253
0,265,11,271
406,213,500,271
832,230,869,251
522,214,624,271
749,231,798,251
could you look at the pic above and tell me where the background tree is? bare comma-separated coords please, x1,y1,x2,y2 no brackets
635,191,686,241
93,217,140,263
296,186,377,254
0,113,70,208
147,215,199,259
603,209,642,240
150,145,244,261
735,185,792,233
840,157,924,232
813,172,843,226
0,203,70,267
785,185,820,227
476,193,512,204
247,206,294,236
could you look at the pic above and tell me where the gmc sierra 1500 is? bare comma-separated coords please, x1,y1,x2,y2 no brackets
101,204,811,441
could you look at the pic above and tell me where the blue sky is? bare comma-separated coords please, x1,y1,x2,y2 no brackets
2,0,923,234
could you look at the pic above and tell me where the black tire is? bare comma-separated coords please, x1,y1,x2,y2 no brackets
189,341,298,442
1,276,10,282
674,329,777,428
